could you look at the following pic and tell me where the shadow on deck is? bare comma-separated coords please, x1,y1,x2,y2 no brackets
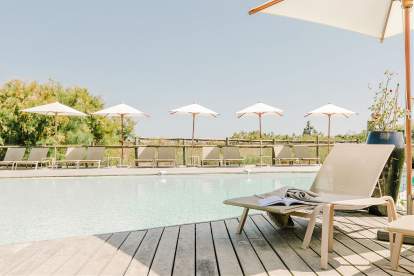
1,212,414,275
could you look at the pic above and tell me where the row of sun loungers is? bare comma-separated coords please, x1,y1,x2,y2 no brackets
0,147,106,170
0,145,320,169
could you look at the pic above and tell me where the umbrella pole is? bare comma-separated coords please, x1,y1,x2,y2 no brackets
403,0,413,215
191,113,196,166
121,114,124,166
259,114,263,166
327,115,331,152
54,112,58,162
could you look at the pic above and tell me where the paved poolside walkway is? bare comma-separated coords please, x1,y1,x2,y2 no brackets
0,165,319,178
1,212,413,275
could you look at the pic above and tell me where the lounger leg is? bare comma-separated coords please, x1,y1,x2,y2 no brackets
391,233,403,270
385,196,398,222
302,205,323,249
320,204,333,270
237,208,249,234
328,205,334,252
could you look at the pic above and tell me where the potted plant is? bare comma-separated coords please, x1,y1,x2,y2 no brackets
366,71,405,215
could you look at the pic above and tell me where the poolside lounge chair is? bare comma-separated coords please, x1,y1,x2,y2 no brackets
56,147,86,169
14,147,49,169
273,145,297,165
201,146,221,167
387,215,414,270
294,145,320,165
135,147,156,167
78,147,105,168
222,147,244,167
224,144,397,269
0,147,26,169
156,147,176,167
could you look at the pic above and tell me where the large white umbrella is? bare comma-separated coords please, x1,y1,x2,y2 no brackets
22,102,87,159
93,104,149,165
236,102,283,138
305,104,355,151
237,102,283,166
248,0,414,213
169,104,218,165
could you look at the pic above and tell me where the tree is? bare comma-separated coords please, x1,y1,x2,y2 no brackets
0,79,134,146
302,121,317,136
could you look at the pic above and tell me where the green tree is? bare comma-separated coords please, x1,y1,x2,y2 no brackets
0,79,134,146
302,121,317,136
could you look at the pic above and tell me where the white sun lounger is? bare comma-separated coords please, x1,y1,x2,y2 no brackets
222,147,244,167
294,145,320,165
14,147,49,169
56,147,86,169
201,146,221,167
78,147,105,168
156,147,176,167
224,143,397,269
0,147,26,169
135,147,156,167
273,145,298,165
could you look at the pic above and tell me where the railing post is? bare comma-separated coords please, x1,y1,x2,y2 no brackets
225,137,229,146
182,139,187,166
134,137,139,160
316,135,320,163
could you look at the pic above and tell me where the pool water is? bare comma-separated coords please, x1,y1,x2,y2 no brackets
0,173,315,245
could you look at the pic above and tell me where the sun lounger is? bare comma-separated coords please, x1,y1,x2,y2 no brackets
135,147,156,167
387,215,414,270
224,143,397,269
222,147,244,167
273,145,298,165
14,147,49,169
78,147,105,168
0,147,26,169
56,147,86,169
294,145,320,165
201,146,221,167
156,147,176,167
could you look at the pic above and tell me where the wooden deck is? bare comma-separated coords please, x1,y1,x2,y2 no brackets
1,212,414,275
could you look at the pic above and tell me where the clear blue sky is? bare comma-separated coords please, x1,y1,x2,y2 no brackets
0,0,408,138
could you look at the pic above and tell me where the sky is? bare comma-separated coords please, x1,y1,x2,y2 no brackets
0,0,408,139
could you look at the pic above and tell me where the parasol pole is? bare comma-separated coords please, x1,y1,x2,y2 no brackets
259,113,263,166
121,113,124,166
403,0,413,214
54,112,58,161
191,113,196,165
327,114,331,152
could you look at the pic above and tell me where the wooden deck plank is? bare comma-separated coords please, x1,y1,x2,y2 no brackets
124,228,163,276
100,230,146,276
29,236,95,276
224,219,267,276
333,215,414,274
293,217,389,275
195,222,219,276
76,231,129,276
251,214,316,275
6,239,63,276
148,226,179,276
242,216,291,276
262,215,341,276
210,220,243,276
173,224,195,276
291,217,364,276
52,233,112,276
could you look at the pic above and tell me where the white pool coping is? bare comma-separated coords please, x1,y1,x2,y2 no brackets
0,165,320,178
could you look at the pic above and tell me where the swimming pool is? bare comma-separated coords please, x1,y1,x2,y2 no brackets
0,173,315,245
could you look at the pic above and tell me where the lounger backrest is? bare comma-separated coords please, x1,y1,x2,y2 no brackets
273,145,292,158
310,144,394,198
85,147,105,161
223,147,241,159
138,147,156,159
3,147,25,161
294,146,315,159
158,147,176,160
64,147,86,161
27,148,49,161
202,147,220,160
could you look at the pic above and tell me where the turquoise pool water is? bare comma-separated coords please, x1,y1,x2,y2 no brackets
0,173,315,245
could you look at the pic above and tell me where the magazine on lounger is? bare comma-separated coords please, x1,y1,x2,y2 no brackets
257,195,307,207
